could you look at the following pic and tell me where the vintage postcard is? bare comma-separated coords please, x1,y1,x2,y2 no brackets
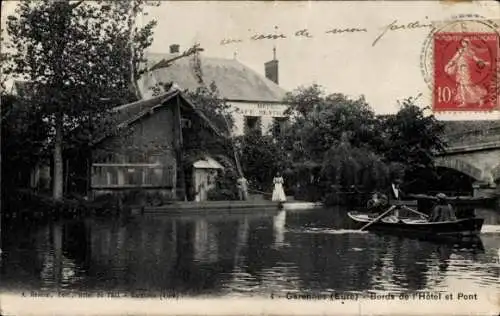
0,0,499,315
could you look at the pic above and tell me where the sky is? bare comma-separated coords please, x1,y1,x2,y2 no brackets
2,0,500,119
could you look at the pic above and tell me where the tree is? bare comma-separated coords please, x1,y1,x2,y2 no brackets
278,85,425,202
237,132,288,192
321,137,390,191
283,84,325,117
1,94,51,192
98,0,161,100
185,84,234,136
281,86,380,165
380,97,446,192
5,0,158,200
183,85,235,165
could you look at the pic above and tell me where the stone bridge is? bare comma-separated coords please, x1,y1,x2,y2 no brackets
435,123,500,196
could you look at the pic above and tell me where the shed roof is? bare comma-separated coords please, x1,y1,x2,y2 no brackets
193,157,224,169
92,88,226,146
138,53,287,103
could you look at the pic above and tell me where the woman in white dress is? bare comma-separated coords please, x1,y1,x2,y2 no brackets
271,172,287,202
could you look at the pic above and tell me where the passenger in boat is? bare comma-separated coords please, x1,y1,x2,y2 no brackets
429,193,457,222
367,192,388,213
366,193,378,212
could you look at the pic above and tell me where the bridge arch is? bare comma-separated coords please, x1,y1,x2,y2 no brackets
434,157,483,181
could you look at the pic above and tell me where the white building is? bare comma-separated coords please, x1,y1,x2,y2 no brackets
138,45,289,136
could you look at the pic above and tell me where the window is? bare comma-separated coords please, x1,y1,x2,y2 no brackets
272,117,288,137
126,167,142,185
92,163,174,188
244,116,262,135
181,118,192,129
106,169,118,185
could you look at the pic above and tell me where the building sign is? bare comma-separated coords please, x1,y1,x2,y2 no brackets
237,108,284,117
232,102,287,117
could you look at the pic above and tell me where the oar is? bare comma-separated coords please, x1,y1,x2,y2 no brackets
359,205,396,231
401,205,429,219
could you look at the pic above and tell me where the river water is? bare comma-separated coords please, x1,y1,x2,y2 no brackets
0,207,498,296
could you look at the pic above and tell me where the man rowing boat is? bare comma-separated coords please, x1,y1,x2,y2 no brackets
429,193,457,222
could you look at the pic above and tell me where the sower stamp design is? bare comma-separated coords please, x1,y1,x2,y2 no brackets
433,32,498,112
420,16,500,114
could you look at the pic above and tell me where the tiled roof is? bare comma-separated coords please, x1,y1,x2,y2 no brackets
138,53,287,103
111,89,180,126
116,89,224,136
93,89,225,146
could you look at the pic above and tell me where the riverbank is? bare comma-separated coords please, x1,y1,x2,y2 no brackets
2,190,325,222
3,189,497,224
138,200,323,216
3,190,120,221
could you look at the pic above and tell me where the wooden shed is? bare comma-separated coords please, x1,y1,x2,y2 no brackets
90,89,223,202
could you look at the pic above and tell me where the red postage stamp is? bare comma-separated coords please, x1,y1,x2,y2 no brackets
433,32,499,112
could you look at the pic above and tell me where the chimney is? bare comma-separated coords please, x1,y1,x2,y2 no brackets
170,44,180,54
264,47,279,84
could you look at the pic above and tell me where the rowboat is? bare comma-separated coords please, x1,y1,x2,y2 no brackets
347,211,484,238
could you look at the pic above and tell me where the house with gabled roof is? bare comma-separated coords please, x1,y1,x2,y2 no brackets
137,45,289,136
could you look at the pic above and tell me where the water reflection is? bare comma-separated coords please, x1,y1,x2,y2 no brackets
0,208,499,296
273,210,286,248
193,220,218,264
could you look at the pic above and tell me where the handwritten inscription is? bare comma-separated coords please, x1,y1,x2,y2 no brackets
250,33,287,41
220,38,243,45
219,20,434,46
144,0,162,6
326,27,367,34
372,19,434,47
295,29,313,38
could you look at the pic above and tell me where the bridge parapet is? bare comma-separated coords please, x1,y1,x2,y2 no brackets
443,126,500,147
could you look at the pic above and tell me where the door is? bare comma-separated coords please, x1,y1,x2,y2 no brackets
194,169,209,202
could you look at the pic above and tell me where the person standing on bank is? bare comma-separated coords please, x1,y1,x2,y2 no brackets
272,172,287,202
237,177,249,201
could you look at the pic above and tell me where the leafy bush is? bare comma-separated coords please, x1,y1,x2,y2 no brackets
207,171,240,201
238,132,288,192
